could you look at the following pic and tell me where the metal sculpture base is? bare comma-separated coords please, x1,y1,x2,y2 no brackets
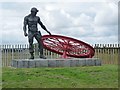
11,58,101,68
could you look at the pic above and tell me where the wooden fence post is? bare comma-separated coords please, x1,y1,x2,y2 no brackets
0,45,2,67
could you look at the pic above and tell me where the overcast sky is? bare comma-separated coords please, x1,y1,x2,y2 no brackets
0,0,119,45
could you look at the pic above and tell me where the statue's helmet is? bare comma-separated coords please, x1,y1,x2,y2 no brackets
31,7,39,12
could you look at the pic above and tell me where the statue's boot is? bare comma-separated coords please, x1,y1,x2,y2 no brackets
29,52,34,59
40,55,46,59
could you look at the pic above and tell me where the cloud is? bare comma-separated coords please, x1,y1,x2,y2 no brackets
73,13,93,26
0,1,118,45
94,3,118,26
42,9,72,30
2,30,28,44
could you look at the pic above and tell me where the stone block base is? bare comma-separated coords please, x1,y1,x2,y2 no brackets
11,58,101,68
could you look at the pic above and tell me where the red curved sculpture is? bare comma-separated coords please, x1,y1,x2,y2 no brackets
41,35,95,58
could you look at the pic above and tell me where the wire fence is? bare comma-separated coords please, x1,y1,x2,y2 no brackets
0,44,119,67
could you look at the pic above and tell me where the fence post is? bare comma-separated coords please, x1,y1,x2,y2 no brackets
4,45,7,66
27,44,29,58
12,45,14,60
0,45,2,67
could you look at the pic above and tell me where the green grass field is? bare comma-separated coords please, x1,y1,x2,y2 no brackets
2,65,118,88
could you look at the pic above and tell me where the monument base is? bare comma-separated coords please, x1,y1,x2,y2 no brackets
11,58,101,68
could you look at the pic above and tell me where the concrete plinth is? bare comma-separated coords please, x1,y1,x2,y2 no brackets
11,58,102,68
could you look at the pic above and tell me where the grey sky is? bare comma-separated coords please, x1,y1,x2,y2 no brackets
0,0,119,45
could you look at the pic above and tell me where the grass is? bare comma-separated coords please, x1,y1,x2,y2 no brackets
2,65,118,88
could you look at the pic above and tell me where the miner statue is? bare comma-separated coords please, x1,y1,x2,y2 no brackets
23,7,51,59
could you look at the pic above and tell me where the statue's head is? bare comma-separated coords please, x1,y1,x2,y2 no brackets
31,7,39,16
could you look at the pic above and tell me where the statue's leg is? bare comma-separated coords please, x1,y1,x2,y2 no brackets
28,31,34,59
35,31,46,59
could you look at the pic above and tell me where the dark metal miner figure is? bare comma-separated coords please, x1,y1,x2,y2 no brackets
23,7,51,59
